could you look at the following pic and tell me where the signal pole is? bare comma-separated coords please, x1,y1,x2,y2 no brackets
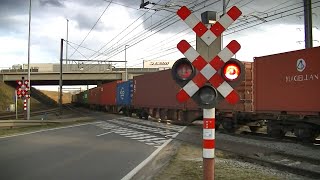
198,11,220,180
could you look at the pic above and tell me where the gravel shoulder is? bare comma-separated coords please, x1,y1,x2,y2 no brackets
153,125,319,180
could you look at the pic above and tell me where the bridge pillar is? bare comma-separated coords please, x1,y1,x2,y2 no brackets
121,72,126,81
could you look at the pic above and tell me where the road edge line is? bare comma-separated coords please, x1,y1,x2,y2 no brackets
121,138,173,180
121,126,186,180
0,121,102,139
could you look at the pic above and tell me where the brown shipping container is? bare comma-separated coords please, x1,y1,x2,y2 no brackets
88,86,101,105
254,47,320,114
100,81,122,106
133,70,199,110
217,62,254,112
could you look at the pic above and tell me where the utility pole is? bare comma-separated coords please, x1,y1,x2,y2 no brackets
125,45,129,81
27,0,32,120
59,39,64,116
66,19,69,71
304,0,313,48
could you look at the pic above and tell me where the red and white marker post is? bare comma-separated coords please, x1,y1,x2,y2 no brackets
17,77,30,120
203,108,215,179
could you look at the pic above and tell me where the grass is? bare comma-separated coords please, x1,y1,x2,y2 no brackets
0,82,42,112
0,83,73,113
154,143,282,180
40,90,72,104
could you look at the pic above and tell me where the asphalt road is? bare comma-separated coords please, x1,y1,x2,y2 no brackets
0,113,185,180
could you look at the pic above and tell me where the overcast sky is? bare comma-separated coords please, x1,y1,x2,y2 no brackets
0,0,320,70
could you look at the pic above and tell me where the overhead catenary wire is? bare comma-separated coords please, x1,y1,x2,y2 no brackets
89,0,164,61
69,0,113,59
97,0,206,58
129,1,320,65
72,0,318,70
83,0,207,63
101,0,221,61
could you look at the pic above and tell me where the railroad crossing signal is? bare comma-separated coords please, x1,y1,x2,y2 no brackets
172,5,243,108
16,77,30,99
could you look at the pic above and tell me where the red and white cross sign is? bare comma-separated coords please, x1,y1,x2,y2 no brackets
176,40,241,104
177,6,241,46
17,79,30,98
175,5,242,105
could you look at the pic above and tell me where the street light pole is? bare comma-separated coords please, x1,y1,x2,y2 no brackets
66,19,69,71
59,39,64,116
124,45,129,81
27,0,32,120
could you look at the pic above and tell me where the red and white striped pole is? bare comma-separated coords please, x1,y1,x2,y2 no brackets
203,108,215,180
23,98,27,120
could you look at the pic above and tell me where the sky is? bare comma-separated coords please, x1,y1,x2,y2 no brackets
0,0,320,90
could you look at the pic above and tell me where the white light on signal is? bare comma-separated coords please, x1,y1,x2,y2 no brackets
223,63,240,81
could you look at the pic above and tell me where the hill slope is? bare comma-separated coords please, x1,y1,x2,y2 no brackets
0,83,42,112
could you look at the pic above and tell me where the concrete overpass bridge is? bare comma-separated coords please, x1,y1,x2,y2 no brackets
0,67,160,87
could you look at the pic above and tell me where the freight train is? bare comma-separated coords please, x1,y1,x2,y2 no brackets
72,47,320,142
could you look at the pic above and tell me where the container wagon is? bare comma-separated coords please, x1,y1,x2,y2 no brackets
252,46,320,141
116,80,134,116
132,69,201,124
71,47,320,142
88,86,101,110
97,81,122,113
74,90,89,107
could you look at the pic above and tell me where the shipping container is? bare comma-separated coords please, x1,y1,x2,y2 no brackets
89,86,101,106
82,90,89,105
132,69,200,122
100,81,122,106
133,69,198,110
71,94,77,104
254,47,320,115
116,80,133,106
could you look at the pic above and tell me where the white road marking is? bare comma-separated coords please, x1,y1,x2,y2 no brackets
96,132,113,137
121,139,173,180
131,135,157,140
0,121,103,139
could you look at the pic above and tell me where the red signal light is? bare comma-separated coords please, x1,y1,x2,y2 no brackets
223,63,240,81
176,63,193,80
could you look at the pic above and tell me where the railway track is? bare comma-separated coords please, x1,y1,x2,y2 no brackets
222,128,320,146
232,150,320,179
0,108,60,120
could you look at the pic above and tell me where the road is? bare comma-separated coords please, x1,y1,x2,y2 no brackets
0,113,185,180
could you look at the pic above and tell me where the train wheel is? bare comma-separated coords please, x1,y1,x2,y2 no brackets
137,111,142,119
249,126,261,133
159,109,167,121
142,111,149,120
267,123,285,139
222,118,235,133
294,128,316,143
127,110,133,117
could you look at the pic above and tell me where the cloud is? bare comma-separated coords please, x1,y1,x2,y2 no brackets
39,0,64,7
73,13,107,31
